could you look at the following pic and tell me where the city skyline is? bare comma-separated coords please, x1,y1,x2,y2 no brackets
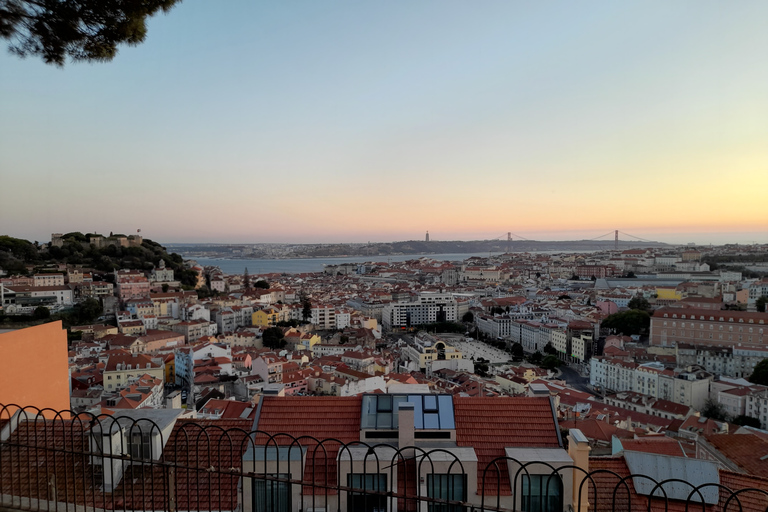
1,1,767,245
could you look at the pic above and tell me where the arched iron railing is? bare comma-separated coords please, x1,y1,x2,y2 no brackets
1,404,767,512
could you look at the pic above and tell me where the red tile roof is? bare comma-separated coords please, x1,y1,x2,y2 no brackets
705,433,768,476
454,396,560,495
254,396,362,494
589,456,768,511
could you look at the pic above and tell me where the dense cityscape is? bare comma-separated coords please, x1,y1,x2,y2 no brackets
2,0,767,510
1,232,768,510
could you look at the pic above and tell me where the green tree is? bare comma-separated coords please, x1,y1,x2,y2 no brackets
462,311,474,323
262,327,285,350
627,296,651,312
601,310,651,336
302,298,312,322
749,359,768,386
243,268,250,290
542,355,562,370
253,280,270,289
510,343,524,361
732,415,761,428
32,306,50,320
1,0,183,66
543,342,557,355
528,351,543,365
702,398,728,422
75,298,101,324
756,296,768,313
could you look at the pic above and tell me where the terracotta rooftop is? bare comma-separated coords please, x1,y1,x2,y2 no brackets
454,396,560,495
705,433,768,476
589,456,768,511
254,396,362,494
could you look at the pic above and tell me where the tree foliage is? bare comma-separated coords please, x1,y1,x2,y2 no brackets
510,343,524,361
627,296,651,312
419,322,465,334
75,298,102,324
757,296,768,313
253,280,270,289
601,309,651,336
1,0,182,66
749,358,768,386
543,342,557,355
262,327,285,350
462,311,474,323
732,415,761,428
541,355,562,370
32,306,50,320
702,398,728,422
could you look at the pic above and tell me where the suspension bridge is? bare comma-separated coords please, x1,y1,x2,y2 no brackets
488,229,661,252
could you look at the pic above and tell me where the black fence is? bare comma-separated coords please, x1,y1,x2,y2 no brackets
1,405,768,512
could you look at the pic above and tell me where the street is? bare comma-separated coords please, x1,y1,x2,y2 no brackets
558,365,597,395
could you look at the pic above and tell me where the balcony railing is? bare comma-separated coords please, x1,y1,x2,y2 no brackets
1,404,768,512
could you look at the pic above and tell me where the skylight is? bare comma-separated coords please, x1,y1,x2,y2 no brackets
361,394,456,430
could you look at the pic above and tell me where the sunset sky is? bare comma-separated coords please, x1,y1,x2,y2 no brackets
1,1,766,246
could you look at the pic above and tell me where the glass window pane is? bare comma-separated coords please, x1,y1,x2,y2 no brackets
438,395,455,428
424,395,438,411
376,412,392,429
377,395,392,412
424,413,440,429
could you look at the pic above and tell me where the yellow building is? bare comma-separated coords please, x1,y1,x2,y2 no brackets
404,332,462,371
656,287,682,303
252,307,279,327
296,333,321,351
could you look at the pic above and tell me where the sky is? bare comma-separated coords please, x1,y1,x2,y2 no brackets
1,1,767,246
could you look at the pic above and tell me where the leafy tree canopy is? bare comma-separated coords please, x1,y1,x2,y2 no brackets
757,296,768,313
253,280,270,289
749,358,768,386
461,311,474,323
601,309,650,336
510,343,524,361
732,415,761,428
627,296,651,312
1,0,182,66
702,398,728,422
541,355,562,370
262,327,285,350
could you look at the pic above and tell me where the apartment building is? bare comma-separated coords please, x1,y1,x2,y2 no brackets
590,358,711,410
381,292,458,330
649,307,768,348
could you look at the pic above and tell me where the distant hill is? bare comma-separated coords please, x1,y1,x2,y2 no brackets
0,233,198,287
167,239,672,259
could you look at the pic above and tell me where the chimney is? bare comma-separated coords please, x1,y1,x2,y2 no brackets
398,402,415,454
567,429,591,512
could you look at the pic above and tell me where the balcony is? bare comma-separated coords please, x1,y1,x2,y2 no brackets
1,405,768,512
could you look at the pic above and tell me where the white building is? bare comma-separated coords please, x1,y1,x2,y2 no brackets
381,292,458,330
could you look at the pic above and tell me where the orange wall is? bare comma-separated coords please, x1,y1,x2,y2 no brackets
0,321,70,418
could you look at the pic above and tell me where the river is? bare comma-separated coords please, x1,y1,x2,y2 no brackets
190,253,500,275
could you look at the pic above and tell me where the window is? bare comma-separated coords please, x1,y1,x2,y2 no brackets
129,431,152,460
522,474,563,512
427,474,466,512
252,474,291,512
348,474,387,512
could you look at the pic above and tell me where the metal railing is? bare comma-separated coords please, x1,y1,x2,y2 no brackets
1,404,768,512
